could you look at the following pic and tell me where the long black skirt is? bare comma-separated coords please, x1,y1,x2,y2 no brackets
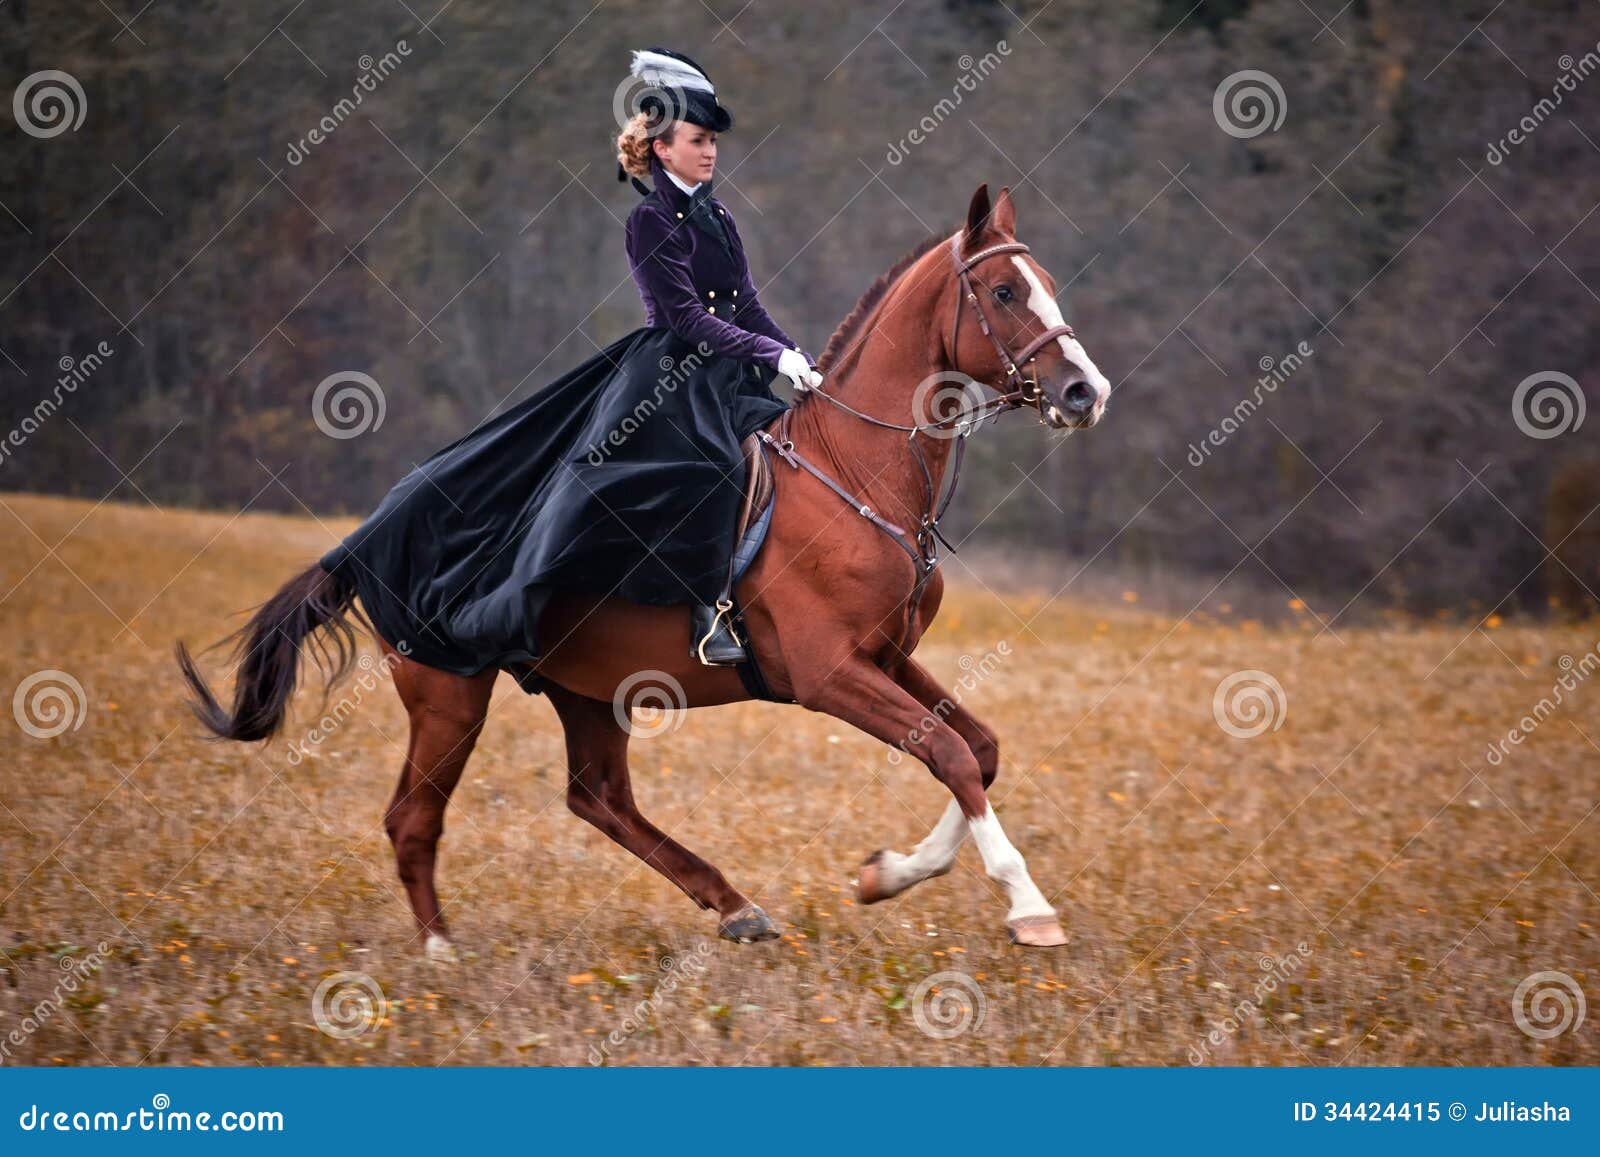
319,327,789,678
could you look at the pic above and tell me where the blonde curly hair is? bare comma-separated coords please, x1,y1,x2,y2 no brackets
616,111,675,178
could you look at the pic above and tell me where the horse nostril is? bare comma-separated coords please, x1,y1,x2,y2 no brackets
1064,382,1095,412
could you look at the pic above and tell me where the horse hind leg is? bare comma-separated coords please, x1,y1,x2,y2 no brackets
546,683,777,943
385,650,496,962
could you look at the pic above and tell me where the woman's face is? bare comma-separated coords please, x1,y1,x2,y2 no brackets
653,123,717,184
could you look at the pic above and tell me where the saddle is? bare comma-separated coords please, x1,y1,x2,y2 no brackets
513,434,787,701
730,432,775,580
686,432,788,700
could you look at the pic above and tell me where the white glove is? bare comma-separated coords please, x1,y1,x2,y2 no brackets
777,347,822,391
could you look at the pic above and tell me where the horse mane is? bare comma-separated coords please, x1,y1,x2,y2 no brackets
815,234,946,373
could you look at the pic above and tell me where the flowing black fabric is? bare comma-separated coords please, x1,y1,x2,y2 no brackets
319,327,789,678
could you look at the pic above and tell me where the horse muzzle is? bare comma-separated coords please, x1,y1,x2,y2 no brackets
1043,378,1107,429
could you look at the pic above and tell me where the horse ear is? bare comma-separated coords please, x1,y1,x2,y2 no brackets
964,183,992,246
992,186,1017,237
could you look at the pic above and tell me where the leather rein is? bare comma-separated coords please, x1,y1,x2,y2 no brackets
757,233,1076,657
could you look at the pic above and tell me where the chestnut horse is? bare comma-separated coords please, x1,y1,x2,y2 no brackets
177,184,1110,959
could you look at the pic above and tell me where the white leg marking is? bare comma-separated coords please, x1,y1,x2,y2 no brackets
876,800,968,894
968,807,1055,922
424,932,458,963
1010,255,1111,401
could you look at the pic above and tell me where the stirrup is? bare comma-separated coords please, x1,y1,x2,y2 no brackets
693,598,745,667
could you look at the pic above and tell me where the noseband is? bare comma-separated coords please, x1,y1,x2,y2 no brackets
754,232,1082,659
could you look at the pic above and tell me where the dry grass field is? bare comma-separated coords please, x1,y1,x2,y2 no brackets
1,491,1595,1067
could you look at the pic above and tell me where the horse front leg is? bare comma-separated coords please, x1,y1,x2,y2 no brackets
855,657,1001,904
795,657,1066,947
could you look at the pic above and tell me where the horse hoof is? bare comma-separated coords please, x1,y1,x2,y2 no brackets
856,850,896,904
1007,914,1068,948
718,904,779,944
424,932,460,963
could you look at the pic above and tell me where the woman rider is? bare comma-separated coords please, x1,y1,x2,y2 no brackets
318,47,820,687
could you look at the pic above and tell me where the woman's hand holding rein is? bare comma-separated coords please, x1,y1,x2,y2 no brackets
778,347,822,392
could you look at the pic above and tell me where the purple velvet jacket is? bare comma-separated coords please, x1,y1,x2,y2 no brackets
625,159,799,369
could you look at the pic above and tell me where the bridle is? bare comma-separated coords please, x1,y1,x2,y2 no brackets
948,232,1077,410
753,231,1080,657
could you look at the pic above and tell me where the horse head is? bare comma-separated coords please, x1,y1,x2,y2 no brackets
948,183,1110,430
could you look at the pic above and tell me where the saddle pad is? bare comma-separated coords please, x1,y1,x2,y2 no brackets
730,491,774,583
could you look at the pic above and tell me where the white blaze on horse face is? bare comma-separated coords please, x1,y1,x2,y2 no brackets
1010,256,1111,403
968,807,1056,922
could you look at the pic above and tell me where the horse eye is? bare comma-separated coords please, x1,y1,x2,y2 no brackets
993,284,1014,303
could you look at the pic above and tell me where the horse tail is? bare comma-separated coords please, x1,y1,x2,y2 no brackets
175,564,367,742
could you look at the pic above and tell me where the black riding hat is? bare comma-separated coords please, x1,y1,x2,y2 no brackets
629,47,733,133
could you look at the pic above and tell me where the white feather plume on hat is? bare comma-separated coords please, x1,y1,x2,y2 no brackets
630,49,715,94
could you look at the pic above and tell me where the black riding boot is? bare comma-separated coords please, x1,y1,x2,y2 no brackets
690,601,745,666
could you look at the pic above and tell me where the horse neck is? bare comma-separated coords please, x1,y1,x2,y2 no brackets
787,252,958,529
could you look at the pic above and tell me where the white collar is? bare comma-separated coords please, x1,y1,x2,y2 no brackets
664,168,702,197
